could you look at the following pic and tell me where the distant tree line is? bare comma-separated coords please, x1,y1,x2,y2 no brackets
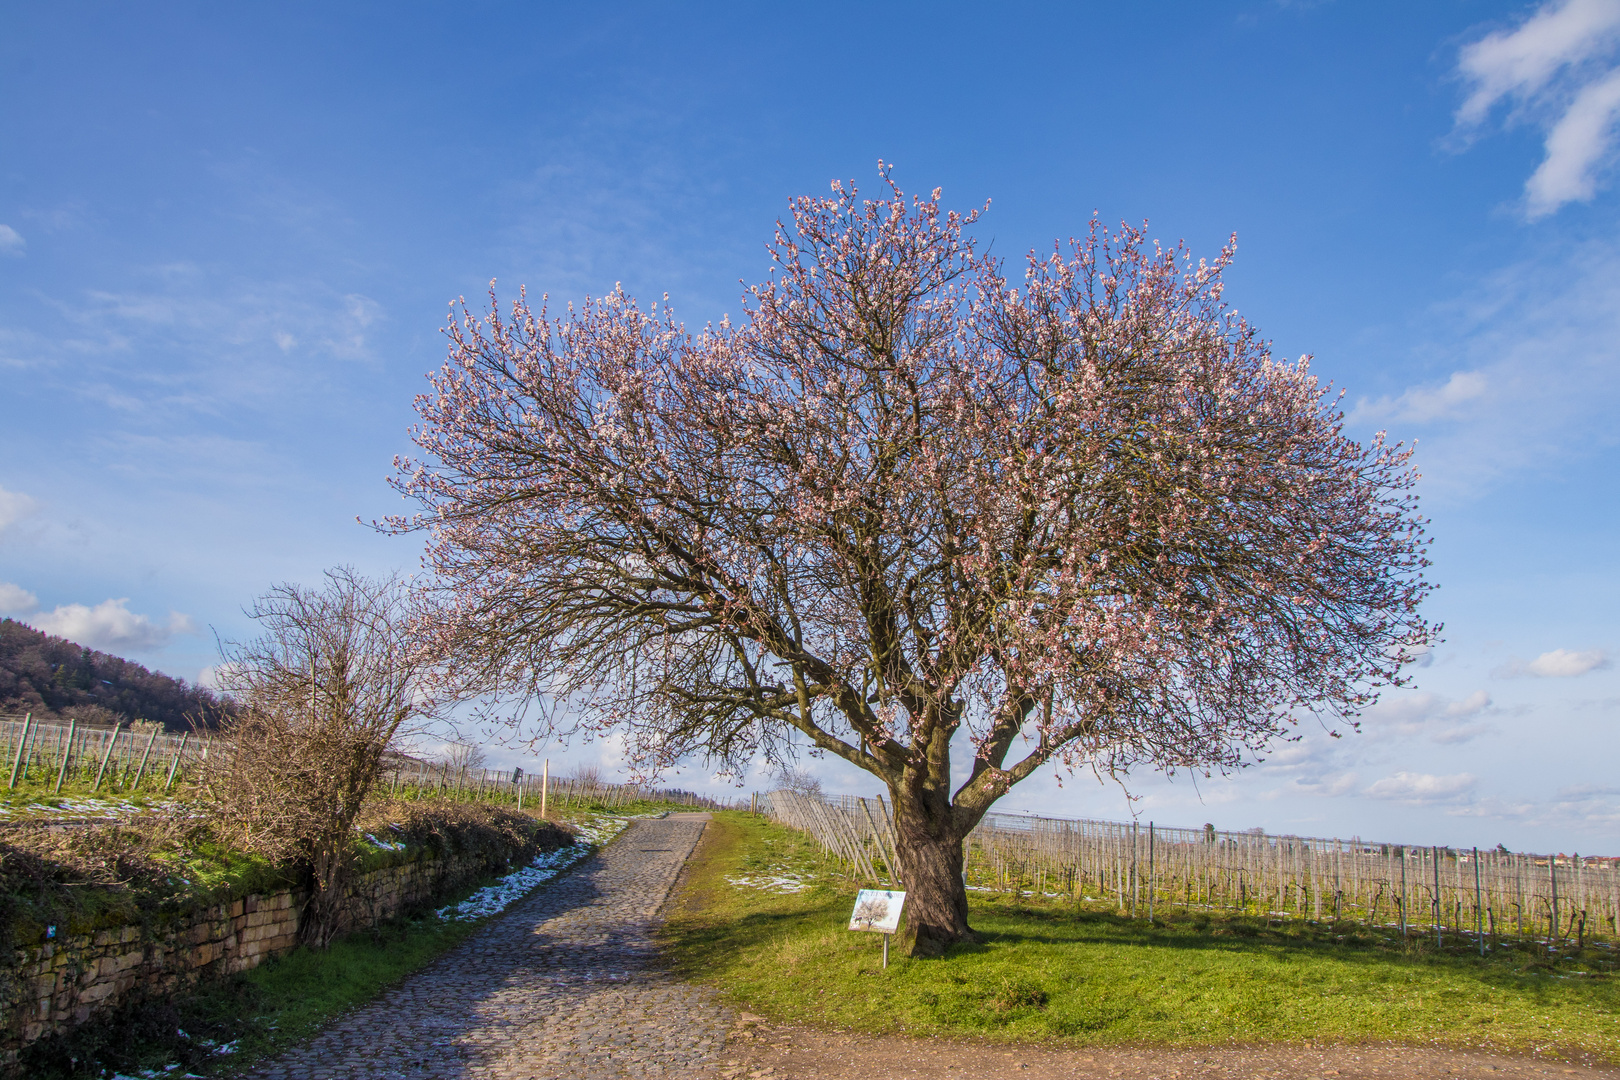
0,617,230,730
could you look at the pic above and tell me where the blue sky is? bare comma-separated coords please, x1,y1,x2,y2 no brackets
2,1,1618,851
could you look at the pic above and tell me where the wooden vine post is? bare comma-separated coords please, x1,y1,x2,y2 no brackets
92,721,125,792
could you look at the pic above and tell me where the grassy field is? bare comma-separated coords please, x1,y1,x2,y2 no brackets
661,812,1620,1062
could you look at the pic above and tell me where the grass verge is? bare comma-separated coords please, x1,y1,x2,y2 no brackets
661,812,1620,1063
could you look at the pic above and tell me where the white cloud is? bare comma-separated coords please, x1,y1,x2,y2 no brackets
1457,0,1620,125
0,225,23,257
1528,67,1620,213
1495,647,1611,677
1529,647,1610,675
27,598,197,653
0,582,38,615
1444,689,1492,717
0,485,39,534
1545,788,1620,828
1350,371,1487,427
1364,771,1479,802
1454,0,1620,218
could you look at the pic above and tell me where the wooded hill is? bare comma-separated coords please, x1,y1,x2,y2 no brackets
0,617,228,730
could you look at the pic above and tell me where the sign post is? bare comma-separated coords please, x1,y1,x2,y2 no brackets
848,889,906,969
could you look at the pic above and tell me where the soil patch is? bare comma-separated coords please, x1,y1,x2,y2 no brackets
718,1017,1619,1079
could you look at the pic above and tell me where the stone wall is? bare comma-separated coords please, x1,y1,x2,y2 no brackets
1,838,547,1069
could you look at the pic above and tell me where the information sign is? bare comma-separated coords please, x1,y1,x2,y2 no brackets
848,889,905,934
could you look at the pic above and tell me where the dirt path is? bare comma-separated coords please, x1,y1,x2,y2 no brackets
717,1018,1618,1080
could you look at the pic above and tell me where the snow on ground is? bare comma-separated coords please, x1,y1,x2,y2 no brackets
435,842,596,921
107,1031,236,1078
434,813,645,922
727,869,813,893
0,796,182,820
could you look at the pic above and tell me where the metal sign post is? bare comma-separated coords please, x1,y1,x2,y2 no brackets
849,889,906,970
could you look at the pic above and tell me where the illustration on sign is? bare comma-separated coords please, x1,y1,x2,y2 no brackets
848,889,906,933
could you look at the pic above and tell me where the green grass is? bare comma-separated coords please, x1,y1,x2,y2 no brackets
0,763,193,805
662,813,1620,1063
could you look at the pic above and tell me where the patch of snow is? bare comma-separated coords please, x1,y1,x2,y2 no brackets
0,796,183,821
434,814,642,922
726,874,811,893
435,844,592,921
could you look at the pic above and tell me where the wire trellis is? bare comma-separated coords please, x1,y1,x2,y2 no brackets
764,789,1619,947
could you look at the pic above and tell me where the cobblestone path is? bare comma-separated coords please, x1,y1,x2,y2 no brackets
249,814,732,1080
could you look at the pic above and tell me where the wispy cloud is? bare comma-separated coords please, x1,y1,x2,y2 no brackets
1453,0,1620,218
1350,371,1487,427
1449,785,1620,829
1545,784,1620,827
27,598,197,653
1494,647,1611,677
0,225,24,257
1355,233,1620,499
16,268,391,426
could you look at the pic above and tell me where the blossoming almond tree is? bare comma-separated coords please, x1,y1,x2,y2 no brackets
389,168,1435,954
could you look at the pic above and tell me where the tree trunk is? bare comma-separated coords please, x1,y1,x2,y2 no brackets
300,834,356,948
892,788,973,956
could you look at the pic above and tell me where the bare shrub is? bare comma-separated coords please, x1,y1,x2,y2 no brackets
774,766,823,800
360,800,574,863
61,703,121,728
566,762,602,788
203,567,446,947
440,739,487,776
